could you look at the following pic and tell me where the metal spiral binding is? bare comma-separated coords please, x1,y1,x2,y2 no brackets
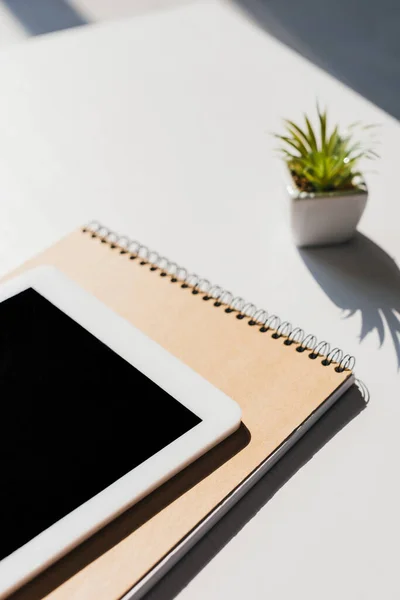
83,221,355,373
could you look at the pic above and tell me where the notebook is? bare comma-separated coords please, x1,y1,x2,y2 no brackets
6,222,355,600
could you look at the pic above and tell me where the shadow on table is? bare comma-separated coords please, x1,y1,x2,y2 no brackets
3,0,87,36
145,382,367,600
10,424,251,600
299,232,400,370
232,0,400,121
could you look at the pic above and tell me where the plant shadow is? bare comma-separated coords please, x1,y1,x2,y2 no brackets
145,383,367,600
299,232,400,369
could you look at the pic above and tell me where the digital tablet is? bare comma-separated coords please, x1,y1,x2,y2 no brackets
0,266,241,598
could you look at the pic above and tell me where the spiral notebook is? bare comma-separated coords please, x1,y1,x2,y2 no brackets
7,222,355,600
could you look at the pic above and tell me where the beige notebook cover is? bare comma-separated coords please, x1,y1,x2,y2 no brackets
6,223,353,600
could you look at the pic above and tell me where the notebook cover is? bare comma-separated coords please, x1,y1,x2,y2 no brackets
6,227,351,600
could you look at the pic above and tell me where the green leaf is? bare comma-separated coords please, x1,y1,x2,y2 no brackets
347,121,362,129
317,105,327,151
285,119,313,151
277,148,295,158
345,142,362,156
327,126,339,156
272,103,379,192
276,135,306,157
304,116,318,152
283,127,309,157
361,123,381,130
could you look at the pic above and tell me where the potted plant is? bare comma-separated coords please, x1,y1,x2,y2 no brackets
274,106,379,247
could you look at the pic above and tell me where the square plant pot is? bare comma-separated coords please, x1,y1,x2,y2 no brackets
287,172,368,248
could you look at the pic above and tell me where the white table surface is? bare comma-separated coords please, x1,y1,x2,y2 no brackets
0,2,399,598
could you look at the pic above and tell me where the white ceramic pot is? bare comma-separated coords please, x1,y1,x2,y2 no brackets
287,173,368,248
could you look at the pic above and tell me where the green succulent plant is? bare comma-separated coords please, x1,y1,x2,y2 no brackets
274,105,379,193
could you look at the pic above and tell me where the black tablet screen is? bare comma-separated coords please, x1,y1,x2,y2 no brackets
0,288,201,560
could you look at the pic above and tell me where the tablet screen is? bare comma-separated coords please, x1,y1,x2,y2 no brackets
0,288,201,561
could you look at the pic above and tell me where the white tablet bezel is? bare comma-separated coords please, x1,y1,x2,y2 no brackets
0,266,242,599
